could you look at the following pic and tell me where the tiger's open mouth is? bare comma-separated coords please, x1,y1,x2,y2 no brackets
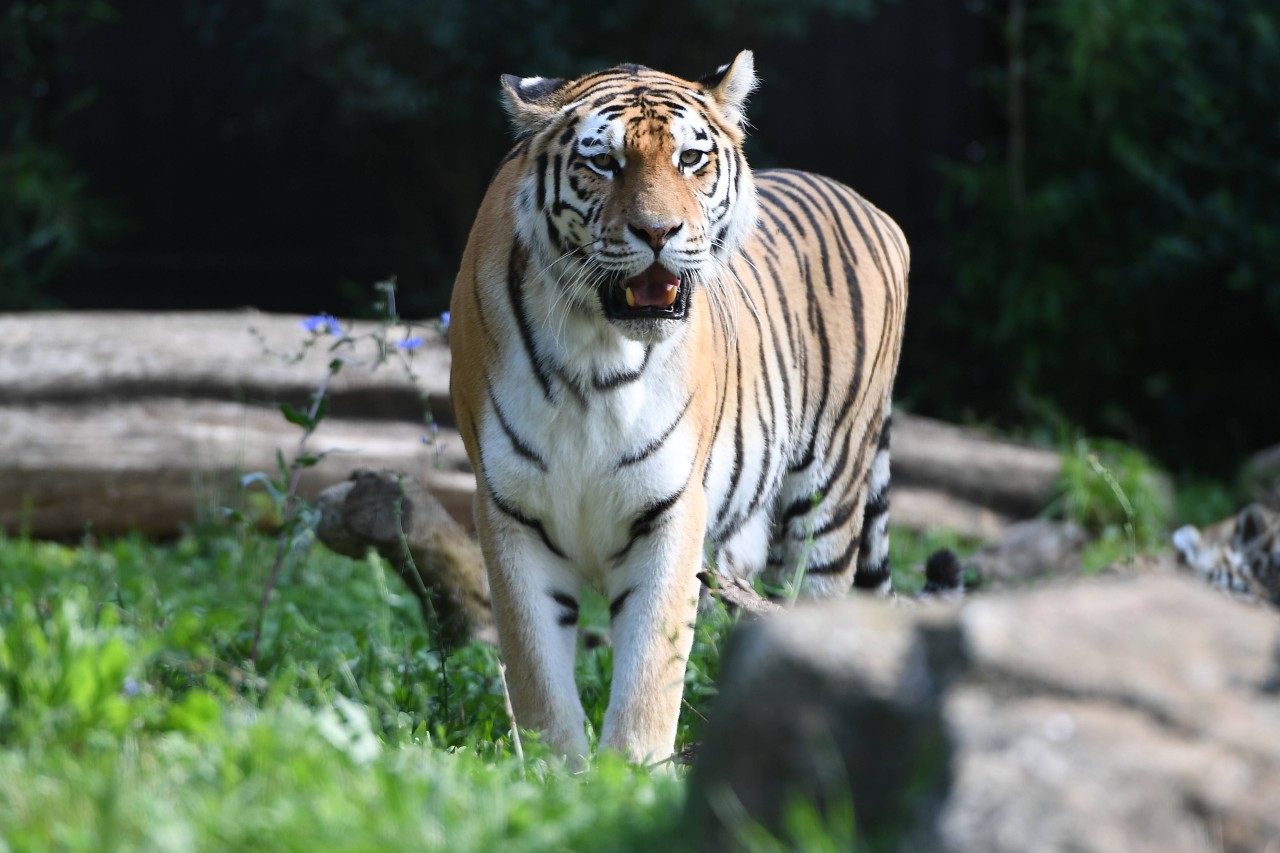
600,262,690,321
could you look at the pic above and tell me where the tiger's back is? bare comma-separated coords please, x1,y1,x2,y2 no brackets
706,167,907,596
448,52,907,764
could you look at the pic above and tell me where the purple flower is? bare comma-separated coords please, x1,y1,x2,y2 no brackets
439,311,451,331
397,336,424,351
301,313,344,337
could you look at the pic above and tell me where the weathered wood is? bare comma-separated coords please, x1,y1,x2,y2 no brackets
697,571,782,617
314,469,496,645
0,310,452,424
0,399,474,537
0,311,464,538
892,415,1061,517
0,311,1065,541
889,485,1015,542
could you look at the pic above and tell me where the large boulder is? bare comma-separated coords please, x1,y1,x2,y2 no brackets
686,573,1280,852
685,596,956,850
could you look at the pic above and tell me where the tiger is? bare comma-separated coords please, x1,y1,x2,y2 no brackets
448,51,909,765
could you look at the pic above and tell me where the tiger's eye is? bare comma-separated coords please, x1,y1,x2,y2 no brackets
589,153,617,171
679,149,704,168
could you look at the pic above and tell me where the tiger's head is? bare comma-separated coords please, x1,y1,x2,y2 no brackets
501,51,759,343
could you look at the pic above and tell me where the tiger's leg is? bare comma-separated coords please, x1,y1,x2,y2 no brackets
474,490,589,765
767,404,894,597
600,496,707,764
711,510,773,583
850,405,894,594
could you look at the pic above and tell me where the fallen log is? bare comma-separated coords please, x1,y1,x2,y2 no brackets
892,415,1061,518
0,311,1065,541
889,485,1014,543
314,469,496,646
0,400,474,537
0,310,452,424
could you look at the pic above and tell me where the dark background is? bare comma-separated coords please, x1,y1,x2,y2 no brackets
4,0,1277,475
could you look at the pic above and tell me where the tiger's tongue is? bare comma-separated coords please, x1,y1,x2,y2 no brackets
624,263,680,308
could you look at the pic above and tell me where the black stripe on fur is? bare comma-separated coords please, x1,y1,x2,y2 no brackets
550,590,579,627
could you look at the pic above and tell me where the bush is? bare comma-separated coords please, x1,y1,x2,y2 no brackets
933,0,1280,473
1048,435,1172,571
178,0,882,315
0,1,119,307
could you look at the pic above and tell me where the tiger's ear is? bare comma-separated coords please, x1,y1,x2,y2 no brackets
500,74,569,136
700,50,757,129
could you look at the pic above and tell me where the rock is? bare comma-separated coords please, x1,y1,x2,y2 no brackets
686,574,1280,852
1173,503,1280,608
1243,443,1280,510
684,596,957,850
941,691,1277,853
963,519,1088,587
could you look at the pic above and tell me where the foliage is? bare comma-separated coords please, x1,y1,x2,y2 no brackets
0,1,119,308
178,0,884,315
0,525,917,849
1048,436,1173,571
238,0,882,125
236,281,444,664
1173,477,1240,529
934,0,1280,473
889,526,982,592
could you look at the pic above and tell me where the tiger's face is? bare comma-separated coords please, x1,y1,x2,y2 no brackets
502,53,759,342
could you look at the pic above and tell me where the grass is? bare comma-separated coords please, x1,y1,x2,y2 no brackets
9,435,1223,851
0,420,1221,850
0,529,691,851
1047,436,1175,572
888,527,982,591
2,520,968,851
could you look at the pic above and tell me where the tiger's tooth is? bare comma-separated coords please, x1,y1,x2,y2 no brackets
662,285,678,307
625,287,637,308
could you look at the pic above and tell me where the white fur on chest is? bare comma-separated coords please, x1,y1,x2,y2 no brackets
481,328,696,583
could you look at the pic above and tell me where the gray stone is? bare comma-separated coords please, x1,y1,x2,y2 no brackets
944,575,1280,852
684,596,957,851
964,519,1088,587
1174,504,1280,607
1243,443,1280,510
686,574,1280,852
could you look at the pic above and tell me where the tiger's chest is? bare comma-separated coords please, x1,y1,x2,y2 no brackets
479,337,699,578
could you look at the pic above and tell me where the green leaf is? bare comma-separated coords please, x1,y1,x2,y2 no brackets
280,402,313,430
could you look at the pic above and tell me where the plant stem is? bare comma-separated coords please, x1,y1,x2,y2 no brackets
497,662,525,773
249,370,334,666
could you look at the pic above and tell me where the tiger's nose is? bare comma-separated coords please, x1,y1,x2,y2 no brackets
628,222,683,252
